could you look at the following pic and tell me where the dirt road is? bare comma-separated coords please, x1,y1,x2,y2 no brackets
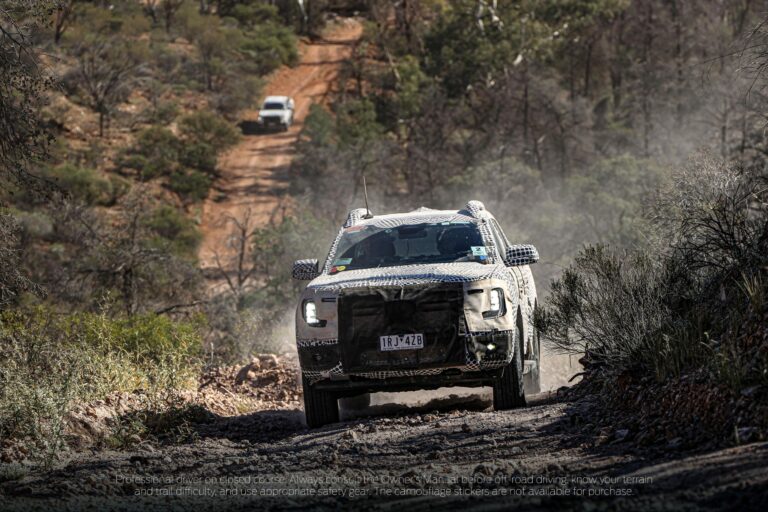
198,19,362,281
4,390,766,511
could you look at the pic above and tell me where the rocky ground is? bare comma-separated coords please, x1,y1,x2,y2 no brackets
1,356,767,511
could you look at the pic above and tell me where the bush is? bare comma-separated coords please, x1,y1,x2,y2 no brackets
119,112,235,198
168,169,211,202
179,141,217,175
238,20,299,74
0,308,202,462
536,245,706,380
121,127,181,180
211,75,262,119
144,205,202,257
178,111,241,151
538,159,768,388
44,164,115,206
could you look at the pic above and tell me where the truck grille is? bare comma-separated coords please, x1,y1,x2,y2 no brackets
337,285,465,372
262,115,281,125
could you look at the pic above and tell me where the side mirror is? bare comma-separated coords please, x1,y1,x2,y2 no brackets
503,244,539,266
292,259,320,280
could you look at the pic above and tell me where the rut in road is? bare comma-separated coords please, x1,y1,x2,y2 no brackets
198,19,363,291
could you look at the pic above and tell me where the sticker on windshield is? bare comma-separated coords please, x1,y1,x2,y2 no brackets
335,265,347,271
471,246,488,257
334,258,352,265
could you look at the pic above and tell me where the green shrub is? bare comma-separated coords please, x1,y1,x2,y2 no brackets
212,75,262,119
121,127,181,180
538,160,768,387
45,164,114,206
536,245,706,380
168,169,211,202
179,141,218,175
151,101,181,125
239,21,299,73
178,111,240,151
0,308,203,462
144,205,202,257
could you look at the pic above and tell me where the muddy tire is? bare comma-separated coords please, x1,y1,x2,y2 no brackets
524,309,542,395
493,311,526,410
302,375,339,428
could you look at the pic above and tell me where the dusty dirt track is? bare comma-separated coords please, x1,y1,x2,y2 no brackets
198,19,363,281
3,390,767,511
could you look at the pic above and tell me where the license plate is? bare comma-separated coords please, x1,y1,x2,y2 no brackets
379,333,424,351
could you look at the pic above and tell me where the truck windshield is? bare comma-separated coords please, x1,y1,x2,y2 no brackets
262,102,285,110
329,222,488,273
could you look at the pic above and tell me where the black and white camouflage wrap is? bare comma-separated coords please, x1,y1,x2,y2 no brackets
504,244,540,266
292,259,320,280
296,201,539,383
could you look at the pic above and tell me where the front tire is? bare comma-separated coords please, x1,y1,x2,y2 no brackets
493,311,526,410
302,375,339,428
524,303,542,395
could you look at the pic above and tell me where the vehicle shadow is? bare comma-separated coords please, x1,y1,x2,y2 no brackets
341,389,493,421
238,120,261,135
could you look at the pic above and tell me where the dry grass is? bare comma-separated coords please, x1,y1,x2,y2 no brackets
0,308,202,464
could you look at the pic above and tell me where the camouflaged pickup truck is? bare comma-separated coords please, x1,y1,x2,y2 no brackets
292,201,540,427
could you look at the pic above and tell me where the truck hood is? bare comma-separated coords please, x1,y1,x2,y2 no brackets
306,262,510,292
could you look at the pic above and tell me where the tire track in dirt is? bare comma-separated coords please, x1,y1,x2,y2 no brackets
4,393,767,511
198,19,362,289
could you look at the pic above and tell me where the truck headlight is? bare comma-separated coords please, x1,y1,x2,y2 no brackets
303,300,325,327
483,288,506,318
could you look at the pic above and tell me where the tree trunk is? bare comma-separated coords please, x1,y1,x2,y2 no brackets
583,40,593,98
721,99,729,159
671,0,684,128
610,12,625,113
54,1,73,45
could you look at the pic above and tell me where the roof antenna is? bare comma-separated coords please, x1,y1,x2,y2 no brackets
362,174,374,219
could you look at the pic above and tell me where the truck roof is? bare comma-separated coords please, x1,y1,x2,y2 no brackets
343,201,494,229
263,95,291,103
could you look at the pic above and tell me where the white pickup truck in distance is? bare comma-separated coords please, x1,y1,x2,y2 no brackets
256,95,295,132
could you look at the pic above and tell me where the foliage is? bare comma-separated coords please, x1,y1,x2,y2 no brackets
120,111,237,200
0,307,202,462
54,191,203,316
42,164,115,206
61,4,150,136
178,111,241,151
211,76,263,120
205,208,334,361
0,1,54,192
121,126,181,180
179,142,217,175
168,169,212,202
538,159,768,387
0,213,43,308
302,104,336,147
177,4,296,108
237,14,299,73
144,205,203,258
